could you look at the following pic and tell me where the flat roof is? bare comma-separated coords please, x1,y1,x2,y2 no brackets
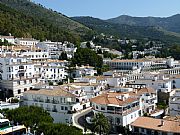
0,119,9,123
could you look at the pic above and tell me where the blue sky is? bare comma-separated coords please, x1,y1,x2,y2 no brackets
33,0,180,19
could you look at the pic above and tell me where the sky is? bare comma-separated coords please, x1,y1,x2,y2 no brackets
33,0,180,19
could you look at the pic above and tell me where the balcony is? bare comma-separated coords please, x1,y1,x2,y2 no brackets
8,61,33,66
12,74,41,80
33,99,38,102
52,100,59,104
39,99,44,102
18,69,26,73
107,110,123,115
52,108,58,112
45,99,50,103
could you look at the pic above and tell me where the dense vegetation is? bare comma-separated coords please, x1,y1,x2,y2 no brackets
4,106,53,127
1,106,83,135
0,0,91,43
156,45,180,60
72,16,180,44
92,113,110,135
71,48,103,68
37,123,82,135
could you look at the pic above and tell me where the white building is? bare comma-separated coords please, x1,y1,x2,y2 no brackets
70,65,97,78
131,117,180,135
134,75,172,93
0,54,40,97
22,87,86,123
36,41,61,59
68,82,102,99
91,92,141,132
37,41,77,59
169,89,180,116
41,60,68,84
107,57,177,71
15,38,39,46
91,85,157,132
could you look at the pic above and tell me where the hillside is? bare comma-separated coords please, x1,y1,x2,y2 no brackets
0,0,90,42
72,16,180,44
107,14,180,33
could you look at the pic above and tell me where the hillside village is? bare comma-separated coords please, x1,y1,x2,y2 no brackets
0,34,180,135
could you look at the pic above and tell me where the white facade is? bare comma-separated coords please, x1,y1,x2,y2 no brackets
71,65,97,78
36,41,61,59
41,61,67,83
37,41,77,59
169,89,180,116
91,92,141,130
107,57,177,71
134,77,172,93
22,87,85,123
0,55,40,97
91,86,157,132
15,38,39,46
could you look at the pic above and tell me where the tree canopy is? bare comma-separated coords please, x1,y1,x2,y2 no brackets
37,122,83,135
59,52,68,60
4,106,53,127
2,106,83,135
92,113,110,135
0,1,88,43
71,48,103,68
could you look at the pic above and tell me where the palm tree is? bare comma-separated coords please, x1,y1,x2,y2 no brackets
92,113,110,135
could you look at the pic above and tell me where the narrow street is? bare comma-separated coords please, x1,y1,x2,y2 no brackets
73,107,93,134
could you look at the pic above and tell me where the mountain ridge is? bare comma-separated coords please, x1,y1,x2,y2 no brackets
72,16,180,44
106,14,180,33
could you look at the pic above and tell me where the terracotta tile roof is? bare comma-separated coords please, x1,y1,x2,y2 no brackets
24,87,75,97
131,117,180,133
91,92,138,106
129,87,156,96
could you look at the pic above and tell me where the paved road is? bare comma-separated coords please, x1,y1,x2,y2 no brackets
73,107,93,134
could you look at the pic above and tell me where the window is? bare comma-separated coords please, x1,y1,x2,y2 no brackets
96,105,99,109
17,81,20,85
65,107,68,110
134,127,139,132
18,89,21,94
101,107,105,110
146,129,151,135
61,106,64,110
141,128,144,132
29,80,32,83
